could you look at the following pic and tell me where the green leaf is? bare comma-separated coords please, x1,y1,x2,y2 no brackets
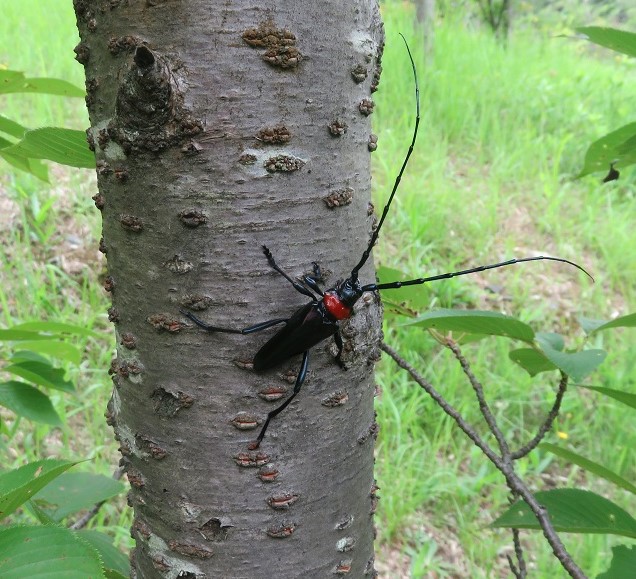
0,148,49,181
578,386,636,410
535,331,565,351
13,341,81,365
586,313,636,334
377,265,433,313
0,329,57,341
0,114,26,139
0,460,77,519
2,128,94,169
541,443,636,495
0,70,84,97
0,70,26,93
0,381,61,425
0,526,105,578
4,361,74,393
535,335,606,382
14,321,100,338
407,309,535,343
576,26,636,58
578,317,607,334
491,489,636,538
597,545,636,579
577,121,636,178
509,348,558,376
33,472,125,521
78,530,130,577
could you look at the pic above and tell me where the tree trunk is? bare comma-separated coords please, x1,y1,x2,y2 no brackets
74,1,384,577
416,0,436,58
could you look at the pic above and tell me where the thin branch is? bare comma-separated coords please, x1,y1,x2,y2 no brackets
380,341,500,466
512,528,528,578
69,466,125,530
380,342,588,579
445,338,511,458
511,372,568,460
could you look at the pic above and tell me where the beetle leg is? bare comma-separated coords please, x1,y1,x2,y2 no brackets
302,274,324,296
250,350,310,448
334,330,346,369
180,310,288,335
262,245,318,300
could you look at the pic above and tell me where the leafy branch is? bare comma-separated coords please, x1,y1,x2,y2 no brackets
379,293,636,577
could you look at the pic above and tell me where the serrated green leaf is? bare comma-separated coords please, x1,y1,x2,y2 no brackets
541,443,636,495
34,472,125,521
2,128,94,169
0,381,61,425
78,530,130,577
578,385,636,410
25,499,58,526
14,321,100,338
0,460,78,519
535,335,606,382
0,526,105,578
597,545,636,579
407,309,535,343
509,348,558,376
4,361,74,393
577,121,636,178
576,26,636,58
0,114,26,139
491,489,636,538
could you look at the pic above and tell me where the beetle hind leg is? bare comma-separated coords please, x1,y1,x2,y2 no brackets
249,350,310,449
180,309,287,335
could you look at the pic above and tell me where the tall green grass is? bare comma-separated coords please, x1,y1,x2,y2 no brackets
373,4,636,577
2,0,635,576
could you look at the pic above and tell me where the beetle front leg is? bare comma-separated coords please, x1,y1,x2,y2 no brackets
334,330,346,369
262,245,318,300
249,350,310,449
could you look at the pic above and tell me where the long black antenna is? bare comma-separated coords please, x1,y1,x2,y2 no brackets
361,255,594,292
350,33,419,282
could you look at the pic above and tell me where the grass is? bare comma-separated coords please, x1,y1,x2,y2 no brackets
1,0,635,577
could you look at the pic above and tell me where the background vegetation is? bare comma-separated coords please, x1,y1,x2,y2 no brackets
1,0,635,576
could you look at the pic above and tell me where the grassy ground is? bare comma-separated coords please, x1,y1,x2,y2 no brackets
2,1,635,577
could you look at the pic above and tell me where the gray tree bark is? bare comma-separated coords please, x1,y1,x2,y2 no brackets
73,1,384,577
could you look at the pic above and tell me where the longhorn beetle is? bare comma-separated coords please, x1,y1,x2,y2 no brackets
181,35,592,449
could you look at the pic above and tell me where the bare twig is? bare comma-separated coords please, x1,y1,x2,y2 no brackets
511,372,568,460
445,337,511,458
512,528,528,578
380,342,587,579
69,466,125,530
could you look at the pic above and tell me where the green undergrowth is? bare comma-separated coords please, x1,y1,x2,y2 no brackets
2,0,636,576
373,4,636,577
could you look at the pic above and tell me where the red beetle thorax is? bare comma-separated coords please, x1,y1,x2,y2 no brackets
323,292,352,320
